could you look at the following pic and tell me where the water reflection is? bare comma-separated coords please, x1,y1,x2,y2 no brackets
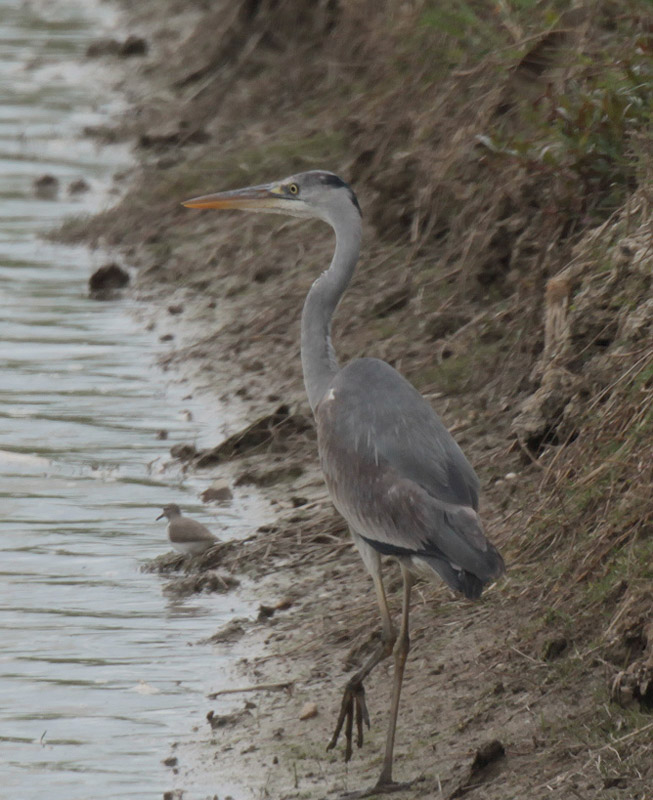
0,2,264,797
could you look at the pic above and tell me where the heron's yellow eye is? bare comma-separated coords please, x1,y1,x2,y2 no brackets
288,183,299,195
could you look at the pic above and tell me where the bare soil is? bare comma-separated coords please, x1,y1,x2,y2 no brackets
66,2,653,798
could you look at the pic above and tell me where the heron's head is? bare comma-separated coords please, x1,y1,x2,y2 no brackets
157,503,181,521
182,170,361,227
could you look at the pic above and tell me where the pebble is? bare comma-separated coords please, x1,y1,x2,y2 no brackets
201,482,233,503
34,174,59,199
299,702,318,720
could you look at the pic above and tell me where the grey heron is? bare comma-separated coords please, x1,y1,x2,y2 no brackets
182,171,505,792
157,503,217,555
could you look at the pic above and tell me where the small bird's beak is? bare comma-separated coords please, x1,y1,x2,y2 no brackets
156,512,165,520
181,182,290,212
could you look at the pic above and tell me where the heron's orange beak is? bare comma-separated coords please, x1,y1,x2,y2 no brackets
181,183,285,211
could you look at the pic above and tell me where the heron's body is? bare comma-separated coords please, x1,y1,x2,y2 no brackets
157,504,217,555
316,357,501,599
182,170,504,792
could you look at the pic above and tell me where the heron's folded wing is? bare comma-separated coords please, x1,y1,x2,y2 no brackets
318,357,480,509
348,469,502,581
316,358,503,580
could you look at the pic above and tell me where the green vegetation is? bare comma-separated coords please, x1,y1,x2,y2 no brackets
481,47,653,219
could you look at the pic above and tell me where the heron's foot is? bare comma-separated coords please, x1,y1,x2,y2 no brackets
326,679,370,761
338,780,414,799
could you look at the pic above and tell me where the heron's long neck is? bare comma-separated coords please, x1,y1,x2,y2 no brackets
301,210,361,413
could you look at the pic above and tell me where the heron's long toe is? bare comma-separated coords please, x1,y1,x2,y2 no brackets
327,680,370,761
338,779,414,799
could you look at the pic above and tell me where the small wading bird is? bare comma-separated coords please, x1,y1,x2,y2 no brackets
157,503,217,555
182,171,504,794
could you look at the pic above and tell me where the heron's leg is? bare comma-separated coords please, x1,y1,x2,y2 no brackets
327,568,396,760
375,566,414,789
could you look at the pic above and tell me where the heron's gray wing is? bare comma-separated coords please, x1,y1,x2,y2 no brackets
316,358,503,589
321,358,479,507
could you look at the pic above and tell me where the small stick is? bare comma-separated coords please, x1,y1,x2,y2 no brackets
600,720,653,749
207,681,293,699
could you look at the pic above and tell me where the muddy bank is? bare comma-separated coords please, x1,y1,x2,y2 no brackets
65,1,653,797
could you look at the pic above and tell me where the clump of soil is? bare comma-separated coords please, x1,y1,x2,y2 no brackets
88,262,130,300
86,34,148,58
162,570,239,598
189,405,312,468
33,173,59,199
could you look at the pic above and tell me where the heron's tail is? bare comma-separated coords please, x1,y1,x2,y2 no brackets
416,500,504,599
416,554,495,600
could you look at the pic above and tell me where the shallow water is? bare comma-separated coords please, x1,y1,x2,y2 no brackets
0,2,266,796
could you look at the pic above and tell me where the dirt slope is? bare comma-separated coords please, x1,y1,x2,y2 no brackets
66,1,653,797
